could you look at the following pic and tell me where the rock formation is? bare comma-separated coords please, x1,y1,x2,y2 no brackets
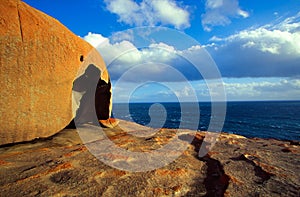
0,120,299,196
0,0,109,145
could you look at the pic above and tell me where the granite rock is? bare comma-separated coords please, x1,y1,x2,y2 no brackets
0,0,108,145
0,120,299,196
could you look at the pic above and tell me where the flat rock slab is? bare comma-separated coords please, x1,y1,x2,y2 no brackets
0,120,299,196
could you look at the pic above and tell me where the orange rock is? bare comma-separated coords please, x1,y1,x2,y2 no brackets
17,174,41,183
47,162,73,174
110,169,126,177
155,168,186,177
0,0,109,145
228,174,243,185
0,160,10,165
152,187,172,195
207,151,220,156
100,153,130,161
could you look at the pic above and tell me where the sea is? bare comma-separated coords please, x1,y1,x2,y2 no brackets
112,101,300,141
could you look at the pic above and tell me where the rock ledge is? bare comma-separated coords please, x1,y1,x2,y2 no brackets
0,120,299,196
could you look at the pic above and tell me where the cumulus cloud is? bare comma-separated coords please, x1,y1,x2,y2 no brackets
104,0,190,29
202,0,249,31
83,32,141,65
83,32,214,82
223,28,300,55
85,33,178,65
205,12,300,78
83,12,300,82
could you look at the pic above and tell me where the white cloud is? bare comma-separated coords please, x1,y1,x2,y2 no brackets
83,32,109,48
83,11,300,83
230,28,300,55
83,32,214,82
111,30,135,42
175,86,193,97
105,0,140,26
83,32,141,64
104,0,190,29
223,78,300,101
112,77,300,102
205,12,300,78
151,0,190,29
112,81,200,103
206,0,223,9
149,42,176,52
83,33,183,81
273,12,300,32
202,0,249,31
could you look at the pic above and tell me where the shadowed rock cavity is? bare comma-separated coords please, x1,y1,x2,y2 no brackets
71,64,112,126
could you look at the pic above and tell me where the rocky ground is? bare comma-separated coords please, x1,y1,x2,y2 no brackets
0,120,299,196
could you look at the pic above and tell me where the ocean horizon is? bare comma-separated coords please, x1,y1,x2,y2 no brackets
112,100,300,141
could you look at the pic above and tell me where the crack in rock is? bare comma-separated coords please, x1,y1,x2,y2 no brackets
231,154,272,184
179,134,230,196
17,4,24,42
200,156,230,197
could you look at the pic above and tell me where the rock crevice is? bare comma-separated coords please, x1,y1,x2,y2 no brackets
17,4,23,42
230,154,272,184
180,133,230,196
200,156,230,196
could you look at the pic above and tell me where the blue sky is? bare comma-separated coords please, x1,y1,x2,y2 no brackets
24,0,300,102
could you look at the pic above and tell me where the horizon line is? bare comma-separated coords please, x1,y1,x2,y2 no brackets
113,99,300,104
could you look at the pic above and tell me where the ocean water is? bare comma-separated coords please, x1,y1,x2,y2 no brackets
112,101,300,141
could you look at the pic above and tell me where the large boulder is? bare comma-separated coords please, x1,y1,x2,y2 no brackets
0,0,109,145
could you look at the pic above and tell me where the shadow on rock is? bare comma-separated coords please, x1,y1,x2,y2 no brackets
179,134,230,197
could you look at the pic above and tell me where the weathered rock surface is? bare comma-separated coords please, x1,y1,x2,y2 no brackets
0,0,108,145
0,120,299,196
